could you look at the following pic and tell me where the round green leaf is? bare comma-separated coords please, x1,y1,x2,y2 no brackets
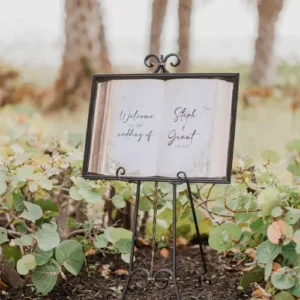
17,259,29,275
94,234,108,249
112,194,126,209
208,223,242,252
274,291,294,300
261,150,280,164
23,254,36,270
32,261,60,295
139,197,153,212
285,209,300,225
20,201,43,222
69,186,83,201
55,240,84,275
271,267,296,290
123,190,132,201
35,226,60,251
16,165,34,181
39,179,53,191
33,248,53,266
256,241,281,264
271,207,283,218
0,227,8,244
78,187,102,204
115,239,131,254
104,227,132,244
121,253,131,263
142,182,155,196
257,187,280,217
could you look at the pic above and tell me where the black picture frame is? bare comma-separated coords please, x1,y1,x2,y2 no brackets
82,73,239,184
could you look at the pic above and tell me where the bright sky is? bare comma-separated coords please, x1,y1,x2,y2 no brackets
0,0,299,66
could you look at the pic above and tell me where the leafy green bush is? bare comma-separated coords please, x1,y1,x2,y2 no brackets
207,142,300,299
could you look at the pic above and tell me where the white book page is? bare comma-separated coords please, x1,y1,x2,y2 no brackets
208,80,233,177
103,79,164,176
157,79,218,177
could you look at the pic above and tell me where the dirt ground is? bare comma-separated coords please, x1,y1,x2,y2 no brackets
0,246,251,300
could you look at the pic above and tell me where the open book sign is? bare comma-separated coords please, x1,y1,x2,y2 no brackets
83,73,239,183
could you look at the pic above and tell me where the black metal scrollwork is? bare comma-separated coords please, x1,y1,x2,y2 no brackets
144,53,181,73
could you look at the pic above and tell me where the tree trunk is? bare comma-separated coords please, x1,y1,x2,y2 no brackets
149,0,168,56
178,0,192,73
250,0,284,86
44,0,112,111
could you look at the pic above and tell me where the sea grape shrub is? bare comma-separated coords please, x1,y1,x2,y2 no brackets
0,109,133,295
208,146,300,299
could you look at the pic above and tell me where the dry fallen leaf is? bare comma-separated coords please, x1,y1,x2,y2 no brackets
272,262,281,272
230,248,241,255
160,248,169,258
85,248,97,256
114,269,129,276
0,278,8,290
245,248,256,260
243,265,256,272
252,288,264,297
267,220,293,245
176,237,189,247
136,237,150,247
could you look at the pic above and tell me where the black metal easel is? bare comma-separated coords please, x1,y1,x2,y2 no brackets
117,54,207,300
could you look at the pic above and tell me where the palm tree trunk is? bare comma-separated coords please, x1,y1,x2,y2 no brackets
250,0,284,86
149,0,168,56
45,0,112,111
178,0,192,73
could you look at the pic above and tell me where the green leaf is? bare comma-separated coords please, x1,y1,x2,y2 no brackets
142,182,155,196
0,173,7,195
23,254,37,270
34,225,60,251
39,179,53,191
35,199,58,212
14,235,34,246
274,291,294,300
0,227,8,244
104,227,132,244
69,186,83,201
256,241,281,264
16,165,34,181
261,150,280,164
208,223,242,252
257,187,280,217
17,254,36,275
112,194,126,209
121,253,131,263
287,139,300,152
78,187,102,204
94,234,108,249
33,248,53,266
271,207,283,218
139,197,153,212
13,193,25,211
283,242,298,264
17,258,29,275
290,281,300,297
285,209,300,225
271,267,296,290
239,266,264,289
32,261,60,295
55,240,84,275
29,181,38,192
122,190,132,201
20,201,43,222
265,260,272,281
115,239,131,254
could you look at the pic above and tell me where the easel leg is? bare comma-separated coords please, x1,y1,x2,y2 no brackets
172,184,181,300
121,181,141,300
186,181,207,274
